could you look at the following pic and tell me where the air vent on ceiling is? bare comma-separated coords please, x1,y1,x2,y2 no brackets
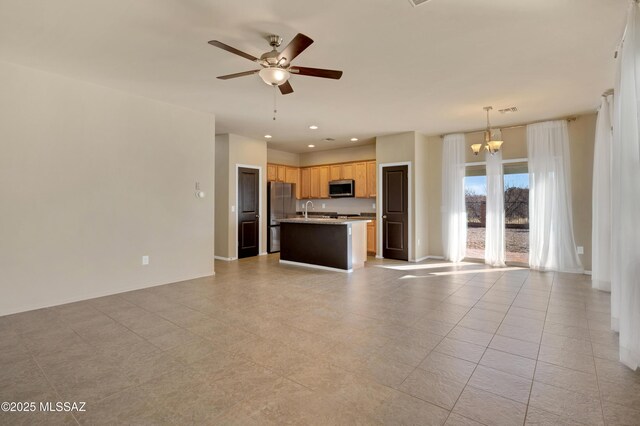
499,107,519,114
408,0,433,7
323,138,335,142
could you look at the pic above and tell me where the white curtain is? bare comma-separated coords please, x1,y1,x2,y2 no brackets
592,95,613,292
611,1,640,371
485,150,505,267
527,121,583,273
442,133,467,262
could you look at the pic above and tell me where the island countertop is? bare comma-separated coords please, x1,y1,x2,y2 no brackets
277,217,372,225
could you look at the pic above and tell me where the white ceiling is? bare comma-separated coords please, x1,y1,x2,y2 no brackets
0,0,628,153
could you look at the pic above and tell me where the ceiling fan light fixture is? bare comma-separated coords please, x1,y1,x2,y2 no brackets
258,67,290,86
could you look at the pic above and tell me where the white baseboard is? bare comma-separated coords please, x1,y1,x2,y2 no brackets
412,255,445,263
214,256,237,261
585,270,592,276
279,259,352,273
259,252,268,256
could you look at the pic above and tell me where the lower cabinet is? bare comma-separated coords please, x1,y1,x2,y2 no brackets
366,220,376,255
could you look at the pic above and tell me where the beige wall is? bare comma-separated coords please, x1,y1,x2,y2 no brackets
214,135,230,258
568,114,596,271
427,114,596,270
299,144,375,167
267,148,300,166
215,133,268,259
0,61,215,316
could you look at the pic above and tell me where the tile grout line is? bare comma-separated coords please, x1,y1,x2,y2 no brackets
521,270,555,426
29,353,82,426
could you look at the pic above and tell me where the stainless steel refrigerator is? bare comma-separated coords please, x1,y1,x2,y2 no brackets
267,182,297,253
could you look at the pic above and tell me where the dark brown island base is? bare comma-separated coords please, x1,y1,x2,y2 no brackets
278,218,371,272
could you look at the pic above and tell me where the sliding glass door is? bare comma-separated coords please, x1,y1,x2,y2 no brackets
464,165,487,260
464,161,530,265
504,162,529,264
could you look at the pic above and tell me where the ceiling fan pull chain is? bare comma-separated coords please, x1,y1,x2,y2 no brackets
273,85,277,121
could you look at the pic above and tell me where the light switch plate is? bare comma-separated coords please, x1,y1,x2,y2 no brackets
577,246,584,254
142,256,149,265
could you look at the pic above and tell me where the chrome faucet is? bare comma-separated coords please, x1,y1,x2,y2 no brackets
304,200,314,220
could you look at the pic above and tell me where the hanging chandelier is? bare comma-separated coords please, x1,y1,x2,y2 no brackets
471,106,504,155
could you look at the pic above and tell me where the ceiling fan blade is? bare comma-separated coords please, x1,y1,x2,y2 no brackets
208,40,258,62
217,70,260,80
290,66,343,80
279,81,294,95
278,33,313,65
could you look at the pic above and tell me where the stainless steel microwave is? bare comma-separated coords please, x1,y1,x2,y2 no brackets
329,179,355,198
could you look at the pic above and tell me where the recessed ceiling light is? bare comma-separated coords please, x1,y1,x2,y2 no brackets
350,138,359,142
323,138,335,142
264,134,272,139
308,144,315,148
309,125,318,130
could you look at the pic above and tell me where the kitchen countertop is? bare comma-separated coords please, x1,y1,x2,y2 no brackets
277,217,372,225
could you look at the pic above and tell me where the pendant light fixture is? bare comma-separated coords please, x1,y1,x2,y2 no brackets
471,106,504,155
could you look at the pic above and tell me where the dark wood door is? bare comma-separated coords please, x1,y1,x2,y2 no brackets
382,165,408,260
238,167,260,258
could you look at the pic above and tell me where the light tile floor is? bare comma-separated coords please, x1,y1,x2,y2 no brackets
1,255,639,425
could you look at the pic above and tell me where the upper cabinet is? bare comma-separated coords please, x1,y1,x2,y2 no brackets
330,165,342,181
267,159,376,199
300,168,311,199
366,161,377,198
267,164,277,182
342,163,355,180
354,162,367,198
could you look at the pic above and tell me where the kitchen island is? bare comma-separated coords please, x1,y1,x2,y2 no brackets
277,217,371,272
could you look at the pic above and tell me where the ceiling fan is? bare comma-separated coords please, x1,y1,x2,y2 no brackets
208,33,343,95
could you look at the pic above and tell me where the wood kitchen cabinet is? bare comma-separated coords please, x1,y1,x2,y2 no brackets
341,163,355,180
278,159,376,200
286,167,300,199
354,162,367,198
367,220,376,255
319,166,330,198
300,168,311,199
309,167,321,198
330,165,342,181
277,165,286,182
267,164,277,182
366,161,377,198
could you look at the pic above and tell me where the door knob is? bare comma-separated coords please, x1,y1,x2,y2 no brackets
382,215,387,219
256,214,260,218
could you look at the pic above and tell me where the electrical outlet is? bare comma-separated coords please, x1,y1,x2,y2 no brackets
577,246,584,255
231,205,235,213
321,203,326,209
372,203,375,209
142,256,149,266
